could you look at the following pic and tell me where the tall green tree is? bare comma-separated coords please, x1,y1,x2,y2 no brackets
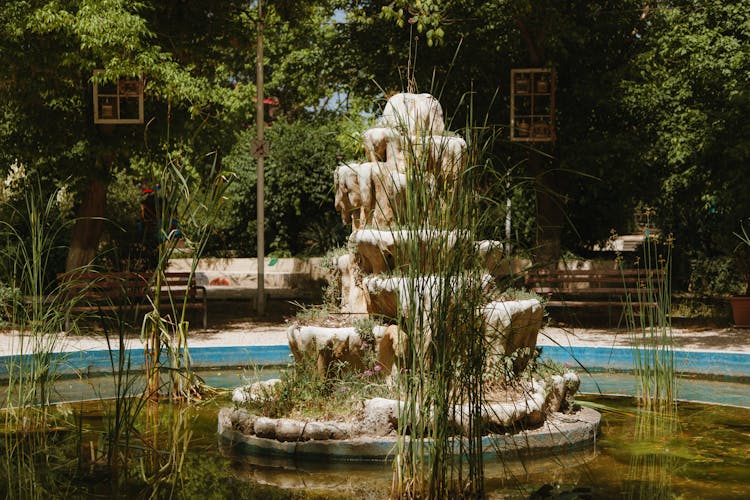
621,0,750,264
0,0,350,270
0,1,254,270
342,0,649,263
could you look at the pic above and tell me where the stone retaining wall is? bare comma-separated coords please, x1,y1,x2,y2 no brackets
167,258,327,299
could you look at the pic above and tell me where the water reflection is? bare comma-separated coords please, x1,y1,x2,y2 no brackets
2,395,750,498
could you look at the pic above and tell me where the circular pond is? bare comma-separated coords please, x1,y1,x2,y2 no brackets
216,395,750,498
1,379,749,497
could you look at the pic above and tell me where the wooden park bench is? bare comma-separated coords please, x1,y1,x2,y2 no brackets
525,268,664,320
58,271,207,330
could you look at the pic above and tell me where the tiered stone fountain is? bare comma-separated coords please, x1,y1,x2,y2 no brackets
219,93,599,460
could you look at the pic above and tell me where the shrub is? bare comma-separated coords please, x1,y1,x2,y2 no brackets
688,255,743,296
0,281,20,325
216,115,351,257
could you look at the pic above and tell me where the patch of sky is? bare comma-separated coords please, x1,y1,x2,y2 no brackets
333,9,347,24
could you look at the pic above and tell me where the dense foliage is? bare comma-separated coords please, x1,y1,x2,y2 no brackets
0,0,348,268
338,0,654,260
0,0,748,290
342,0,750,286
621,1,750,271
218,116,354,256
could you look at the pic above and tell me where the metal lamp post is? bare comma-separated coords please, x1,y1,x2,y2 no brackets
253,0,268,315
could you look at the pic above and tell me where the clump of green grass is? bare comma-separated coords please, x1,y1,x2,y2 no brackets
320,246,350,309
0,168,80,497
491,287,545,303
290,302,336,325
141,152,235,401
243,353,397,421
618,226,679,498
620,231,675,413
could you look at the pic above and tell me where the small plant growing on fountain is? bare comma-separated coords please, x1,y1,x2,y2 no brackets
320,246,349,310
492,346,537,384
240,345,396,422
353,317,382,372
492,286,545,303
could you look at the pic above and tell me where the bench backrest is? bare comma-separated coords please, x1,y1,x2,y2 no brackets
58,271,152,304
525,269,665,291
157,271,198,299
58,271,200,302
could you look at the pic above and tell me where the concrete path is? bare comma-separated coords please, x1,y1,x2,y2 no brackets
3,320,750,356
0,321,289,357
539,326,750,353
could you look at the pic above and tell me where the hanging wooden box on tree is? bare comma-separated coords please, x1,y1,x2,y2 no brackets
510,68,555,143
93,70,144,125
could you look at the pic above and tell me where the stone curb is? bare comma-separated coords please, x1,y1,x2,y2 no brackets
218,407,600,462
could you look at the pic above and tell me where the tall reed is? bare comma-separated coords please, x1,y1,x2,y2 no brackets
142,153,235,400
0,170,76,498
76,148,234,492
391,94,494,498
138,402,194,497
621,229,675,412
620,225,678,499
96,314,149,486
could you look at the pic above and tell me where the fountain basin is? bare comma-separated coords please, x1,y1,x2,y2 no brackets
218,406,600,461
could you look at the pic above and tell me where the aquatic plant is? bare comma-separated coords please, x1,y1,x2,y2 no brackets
733,222,750,296
388,91,505,499
620,226,675,412
141,151,235,401
618,219,678,499
96,316,149,485
0,170,77,497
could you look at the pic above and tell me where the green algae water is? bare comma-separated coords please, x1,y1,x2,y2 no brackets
494,396,750,498
2,395,749,498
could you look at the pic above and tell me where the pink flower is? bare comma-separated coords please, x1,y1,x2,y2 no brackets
364,370,373,376
374,365,382,372
340,386,349,392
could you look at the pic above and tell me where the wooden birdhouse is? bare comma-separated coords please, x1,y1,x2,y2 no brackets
93,70,144,124
510,68,555,142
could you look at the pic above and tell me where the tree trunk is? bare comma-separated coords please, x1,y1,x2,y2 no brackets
529,150,565,269
65,178,107,272
517,18,564,268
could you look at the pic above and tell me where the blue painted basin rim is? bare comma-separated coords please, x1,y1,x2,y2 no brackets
539,345,750,379
1,344,748,379
0,345,292,377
